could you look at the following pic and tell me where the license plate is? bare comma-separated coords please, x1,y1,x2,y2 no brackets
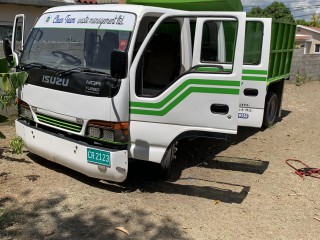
87,148,111,167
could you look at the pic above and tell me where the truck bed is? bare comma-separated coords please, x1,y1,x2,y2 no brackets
126,0,243,11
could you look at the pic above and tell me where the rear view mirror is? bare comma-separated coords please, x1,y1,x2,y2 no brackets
3,38,13,65
111,50,128,79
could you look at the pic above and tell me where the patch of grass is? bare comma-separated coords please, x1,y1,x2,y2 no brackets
0,207,17,230
9,136,24,154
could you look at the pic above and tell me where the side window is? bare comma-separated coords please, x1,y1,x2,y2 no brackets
133,16,160,61
244,21,263,64
136,18,182,97
200,20,237,64
201,21,218,62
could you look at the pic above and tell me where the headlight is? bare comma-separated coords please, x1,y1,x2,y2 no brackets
86,120,129,144
102,129,114,142
17,99,34,121
88,127,102,139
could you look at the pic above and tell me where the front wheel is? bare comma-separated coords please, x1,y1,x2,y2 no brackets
159,143,177,180
262,92,279,128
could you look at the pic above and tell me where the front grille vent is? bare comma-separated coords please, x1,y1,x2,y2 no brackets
37,113,82,133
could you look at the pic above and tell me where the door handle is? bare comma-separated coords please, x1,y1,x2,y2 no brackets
211,104,229,115
244,88,258,97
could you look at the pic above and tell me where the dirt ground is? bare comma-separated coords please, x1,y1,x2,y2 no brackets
0,81,319,240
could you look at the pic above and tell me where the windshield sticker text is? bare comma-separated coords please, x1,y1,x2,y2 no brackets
78,15,125,25
37,11,135,31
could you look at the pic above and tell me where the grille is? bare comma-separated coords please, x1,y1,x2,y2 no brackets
37,113,82,133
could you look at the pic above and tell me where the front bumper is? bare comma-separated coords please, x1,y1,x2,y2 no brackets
16,120,128,182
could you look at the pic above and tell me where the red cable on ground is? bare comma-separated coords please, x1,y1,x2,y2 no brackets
286,159,320,179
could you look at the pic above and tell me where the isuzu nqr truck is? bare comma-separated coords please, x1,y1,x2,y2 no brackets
10,4,247,181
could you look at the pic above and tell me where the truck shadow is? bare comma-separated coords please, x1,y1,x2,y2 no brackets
127,161,251,204
125,123,276,203
28,152,250,204
169,126,271,181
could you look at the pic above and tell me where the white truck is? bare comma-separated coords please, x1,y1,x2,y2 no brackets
8,3,293,182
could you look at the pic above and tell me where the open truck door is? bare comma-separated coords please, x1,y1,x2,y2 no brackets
129,12,246,163
239,18,272,128
11,14,25,65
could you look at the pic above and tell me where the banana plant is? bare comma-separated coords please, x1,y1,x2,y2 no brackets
0,71,28,109
0,57,28,139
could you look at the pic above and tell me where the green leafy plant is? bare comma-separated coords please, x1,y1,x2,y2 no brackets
295,73,307,86
9,136,24,154
0,71,28,109
1,58,28,154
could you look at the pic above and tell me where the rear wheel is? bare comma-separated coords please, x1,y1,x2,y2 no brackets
263,92,279,128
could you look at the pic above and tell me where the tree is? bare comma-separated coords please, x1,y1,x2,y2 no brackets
296,19,310,26
309,12,320,27
247,1,295,23
247,6,264,18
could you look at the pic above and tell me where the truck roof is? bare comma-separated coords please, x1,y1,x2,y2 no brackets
43,3,185,16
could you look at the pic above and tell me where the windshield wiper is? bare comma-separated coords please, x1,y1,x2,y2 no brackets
58,67,107,76
18,62,56,71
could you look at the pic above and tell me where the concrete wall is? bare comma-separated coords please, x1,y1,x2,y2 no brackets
0,4,48,58
0,4,48,39
290,48,320,82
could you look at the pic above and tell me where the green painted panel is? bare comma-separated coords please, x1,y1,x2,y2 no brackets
267,21,296,82
242,76,267,81
242,69,267,75
126,0,243,11
196,67,222,72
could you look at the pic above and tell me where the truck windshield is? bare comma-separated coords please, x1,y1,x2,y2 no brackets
21,11,136,74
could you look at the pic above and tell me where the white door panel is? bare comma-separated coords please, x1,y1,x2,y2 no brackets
239,18,272,126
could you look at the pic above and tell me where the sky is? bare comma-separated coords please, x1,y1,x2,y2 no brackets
242,0,320,20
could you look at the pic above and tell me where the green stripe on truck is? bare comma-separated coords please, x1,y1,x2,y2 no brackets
242,69,268,75
130,79,240,109
130,87,239,116
242,76,267,81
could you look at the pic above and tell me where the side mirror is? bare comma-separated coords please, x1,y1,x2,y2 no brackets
111,50,128,79
3,38,13,64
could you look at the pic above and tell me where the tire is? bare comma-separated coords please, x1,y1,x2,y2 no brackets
262,92,279,128
159,144,175,180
